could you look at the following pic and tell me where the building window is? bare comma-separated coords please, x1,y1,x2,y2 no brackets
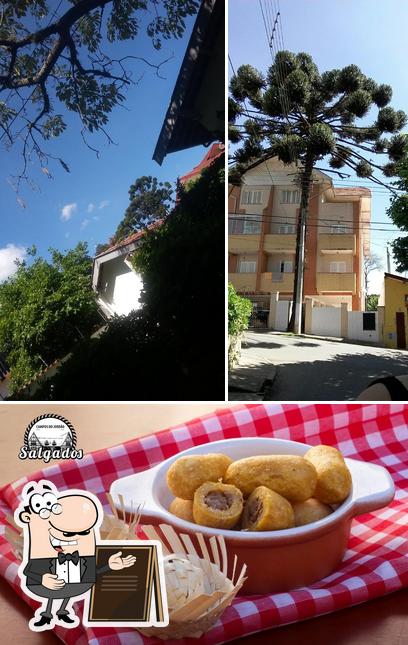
239,260,257,273
228,216,261,234
329,261,347,273
280,260,293,273
228,216,245,234
280,189,300,204
243,216,262,234
228,217,239,234
330,224,347,234
363,312,376,330
278,223,296,234
242,190,262,205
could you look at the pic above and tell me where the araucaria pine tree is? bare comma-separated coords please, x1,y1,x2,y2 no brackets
229,51,407,331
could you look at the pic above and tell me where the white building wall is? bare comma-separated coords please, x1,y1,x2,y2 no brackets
112,270,144,315
348,312,379,343
311,307,342,337
98,256,144,317
319,202,353,233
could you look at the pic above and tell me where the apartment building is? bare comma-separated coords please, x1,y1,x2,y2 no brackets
228,157,371,311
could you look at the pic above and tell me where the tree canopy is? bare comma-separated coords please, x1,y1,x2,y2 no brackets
0,0,199,191
386,154,408,272
0,242,99,394
229,51,407,184
229,50,407,330
113,175,174,242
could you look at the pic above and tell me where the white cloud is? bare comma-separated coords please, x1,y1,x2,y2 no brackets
60,202,77,221
98,200,110,210
80,218,90,230
87,202,95,213
0,244,27,281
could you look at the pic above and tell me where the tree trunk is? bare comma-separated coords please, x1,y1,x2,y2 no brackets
287,154,314,333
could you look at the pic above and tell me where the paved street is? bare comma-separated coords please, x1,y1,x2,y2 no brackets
229,330,408,401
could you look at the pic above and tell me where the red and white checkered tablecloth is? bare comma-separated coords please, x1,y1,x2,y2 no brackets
1,403,408,645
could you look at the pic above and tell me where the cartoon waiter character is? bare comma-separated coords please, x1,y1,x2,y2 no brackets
15,480,136,631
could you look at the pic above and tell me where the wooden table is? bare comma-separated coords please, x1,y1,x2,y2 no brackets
0,404,405,644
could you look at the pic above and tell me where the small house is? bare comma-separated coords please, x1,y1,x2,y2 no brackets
92,231,145,318
379,272,408,349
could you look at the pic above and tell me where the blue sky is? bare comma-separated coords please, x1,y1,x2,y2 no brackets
0,6,206,280
229,0,408,292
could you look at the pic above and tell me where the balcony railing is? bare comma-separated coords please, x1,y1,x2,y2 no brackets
228,272,256,292
228,234,261,254
264,234,296,253
318,234,356,254
317,272,356,293
260,272,294,292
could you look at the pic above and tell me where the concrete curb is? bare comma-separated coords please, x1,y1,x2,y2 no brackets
228,364,277,395
265,330,386,349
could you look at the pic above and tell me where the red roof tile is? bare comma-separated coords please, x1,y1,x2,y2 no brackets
96,221,163,258
180,143,224,183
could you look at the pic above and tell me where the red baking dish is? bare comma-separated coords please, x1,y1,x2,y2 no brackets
110,437,394,594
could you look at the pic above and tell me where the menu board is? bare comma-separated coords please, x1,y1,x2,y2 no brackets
85,543,167,627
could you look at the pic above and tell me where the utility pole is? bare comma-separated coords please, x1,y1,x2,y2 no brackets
292,205,307,334
288,159,314,334
386,244,391,273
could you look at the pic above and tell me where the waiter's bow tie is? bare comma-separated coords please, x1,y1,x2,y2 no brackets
58,551,79,565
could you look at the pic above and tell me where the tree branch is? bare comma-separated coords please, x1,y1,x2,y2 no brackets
0,0,112,49
0,0,199,194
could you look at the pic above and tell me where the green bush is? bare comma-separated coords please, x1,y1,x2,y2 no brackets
366,294,379,311
228,284,252,336
0,243,99,395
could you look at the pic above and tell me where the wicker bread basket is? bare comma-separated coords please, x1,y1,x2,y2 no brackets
138,523,247,640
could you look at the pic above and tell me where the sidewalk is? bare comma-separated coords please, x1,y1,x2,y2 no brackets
228,332,277,399
228,329,408,401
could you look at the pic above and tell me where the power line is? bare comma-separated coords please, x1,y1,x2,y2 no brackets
228,54,236,76
332,180,403,190
259,0,296,163
228,211,399,227
233,2,301,228
235,160,404,195
238,180,402,195
228,216,401,234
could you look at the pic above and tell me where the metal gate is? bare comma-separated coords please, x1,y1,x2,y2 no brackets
247,295,270,329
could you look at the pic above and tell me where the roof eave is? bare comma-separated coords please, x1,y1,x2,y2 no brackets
152,0,220,165
92,239,142,290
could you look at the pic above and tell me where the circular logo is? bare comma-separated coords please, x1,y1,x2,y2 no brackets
24,414,76,450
